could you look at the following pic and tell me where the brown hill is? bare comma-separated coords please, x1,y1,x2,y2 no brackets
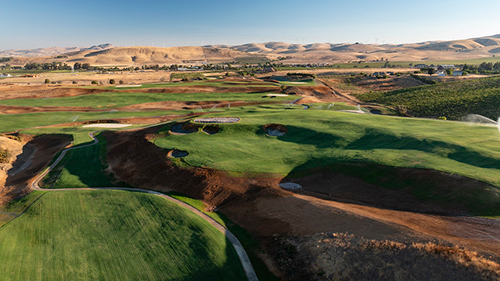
206,34,500,63
0,43,115,58
5,46,267,67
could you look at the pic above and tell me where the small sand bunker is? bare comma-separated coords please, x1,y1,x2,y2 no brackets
167,149,189,158
279,183,302,190
267,94,289,97
170,122,200,135
82,124,132,128
202,125,220,135
193,117,240,124
115,84,142,88
264,123,288,137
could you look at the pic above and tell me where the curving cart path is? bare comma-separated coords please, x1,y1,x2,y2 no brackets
29,130,258,281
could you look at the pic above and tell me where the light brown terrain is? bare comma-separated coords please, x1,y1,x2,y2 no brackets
2,34,500,68
211,34,500,63
4,46,267,67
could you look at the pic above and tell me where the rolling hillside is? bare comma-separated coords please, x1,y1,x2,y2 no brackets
4,46,268,67
356,76,500,120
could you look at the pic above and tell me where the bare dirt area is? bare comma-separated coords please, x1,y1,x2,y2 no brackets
103,128,285,208
0,84,109,100
0,134,71,205
271,233,500,281
346,75,427,92
102,126,500,279
284,85,354,104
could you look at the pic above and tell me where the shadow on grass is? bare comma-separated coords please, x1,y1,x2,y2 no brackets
166,191,279,281
344,128,500,169
285,160,500,218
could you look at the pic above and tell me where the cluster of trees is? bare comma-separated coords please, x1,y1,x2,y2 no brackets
24,62,72,70
72,62,92,70
462,62,500,74
0,57,13,63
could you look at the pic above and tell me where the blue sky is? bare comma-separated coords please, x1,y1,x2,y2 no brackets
1,0,499,49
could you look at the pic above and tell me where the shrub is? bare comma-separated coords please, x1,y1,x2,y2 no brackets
44,79,50,84
109,79,115,84
91,80,98,85
119,80,124,84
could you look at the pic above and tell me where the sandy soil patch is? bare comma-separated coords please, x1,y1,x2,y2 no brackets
82,124,133,128
115,84,142,88
267,94,288,97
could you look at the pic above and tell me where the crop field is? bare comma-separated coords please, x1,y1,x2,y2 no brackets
356,76,500,120
0,190,246,281
0,91,294,109
0,110,187,133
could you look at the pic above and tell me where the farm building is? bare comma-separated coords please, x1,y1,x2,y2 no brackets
414,64,429,69
437,65,456,71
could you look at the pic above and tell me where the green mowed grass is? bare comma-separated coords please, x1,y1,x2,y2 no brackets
0,190,246,281
155,106,500,216
154,106,500,186
99,80,278,89
0,191,45,228
0,92,293,109
41,135,116,188
0,110,186,133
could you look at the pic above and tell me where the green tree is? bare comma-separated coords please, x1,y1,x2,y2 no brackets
44,79,50,84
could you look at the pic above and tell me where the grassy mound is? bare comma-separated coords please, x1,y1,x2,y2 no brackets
0,190,246,281
355,76,500,120
154,106,500,216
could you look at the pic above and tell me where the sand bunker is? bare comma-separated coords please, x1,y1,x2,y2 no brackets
267,94,289,97
169,123,200,135
82,124,132,128
115,85,142,88
202,125,220,135
193,117,240,124
279,183,302,190
167,149,189,158
264,124,288,136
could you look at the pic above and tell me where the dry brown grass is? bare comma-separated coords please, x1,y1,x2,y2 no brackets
272,233,500,281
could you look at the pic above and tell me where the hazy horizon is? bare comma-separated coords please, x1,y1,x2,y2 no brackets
1,0,499,50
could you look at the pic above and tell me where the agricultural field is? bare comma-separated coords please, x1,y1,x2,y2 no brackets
355,76,500,120
0,190,246,281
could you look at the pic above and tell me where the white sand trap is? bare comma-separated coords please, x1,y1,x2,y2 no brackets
115,84,142,88
267,94,289,97
287,82,307,84
279,183,302,190
82,124,132,128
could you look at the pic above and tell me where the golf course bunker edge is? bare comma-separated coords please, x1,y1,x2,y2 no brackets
167,149,189,158
193,117,240,124
263,123,288,136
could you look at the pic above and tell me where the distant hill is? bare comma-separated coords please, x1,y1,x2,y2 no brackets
0,44,116,58
3,46,267,67
2,34,500,66
206,34,500,63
